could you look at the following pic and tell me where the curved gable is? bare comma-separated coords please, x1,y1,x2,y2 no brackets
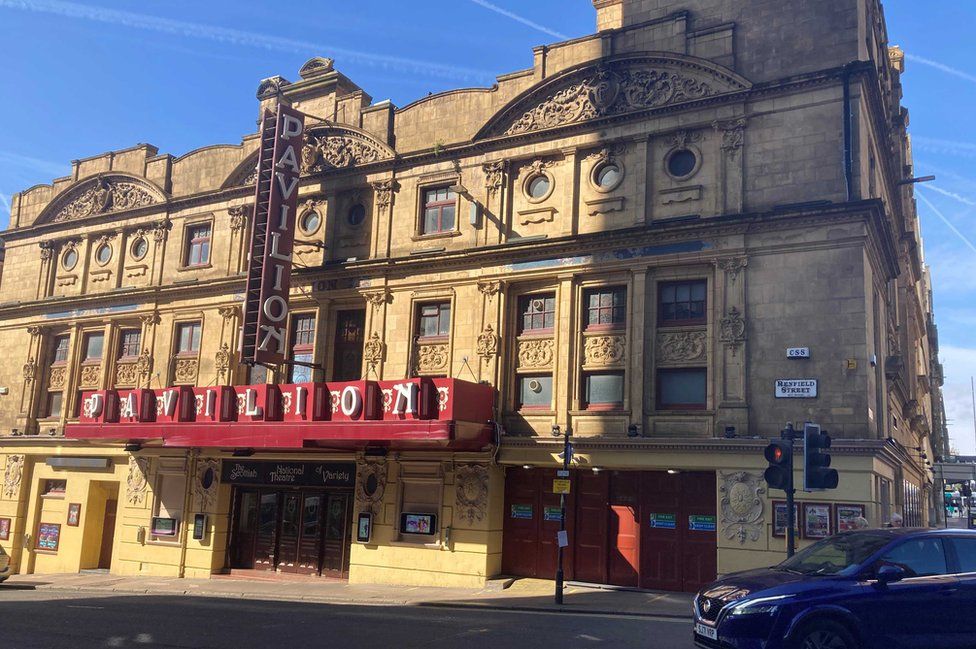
36,173,168,225
477,53,752,140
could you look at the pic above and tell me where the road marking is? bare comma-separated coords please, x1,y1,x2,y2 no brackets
66,605,105,609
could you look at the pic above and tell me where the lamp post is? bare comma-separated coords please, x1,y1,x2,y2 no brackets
554,423,571,604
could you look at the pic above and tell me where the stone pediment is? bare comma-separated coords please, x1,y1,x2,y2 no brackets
478,54,752,139
38,173,168,224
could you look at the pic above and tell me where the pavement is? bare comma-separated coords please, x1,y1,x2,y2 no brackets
3,572,694,619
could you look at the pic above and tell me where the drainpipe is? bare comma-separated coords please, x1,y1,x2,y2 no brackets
843,63,856,202
177,450,196,579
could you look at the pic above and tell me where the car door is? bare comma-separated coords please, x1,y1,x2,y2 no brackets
852,537,959,649
944,536,976,649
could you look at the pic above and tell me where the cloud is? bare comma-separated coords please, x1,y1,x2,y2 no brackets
916,190,976,255
0,150,68,178
0,0,495,83
927,184,976,207
468,0,569,40
940,345,976,455
912,137,976,159
906,53,976,86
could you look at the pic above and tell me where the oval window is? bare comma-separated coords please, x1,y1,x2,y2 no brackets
200,467,215,490
130,237,148,260
596,163,622,189
667,149,698,178
96,244,112,265
347,204,366,227
527,175,551,199
364,473,379,497
62,249,78,270
301,210,321,233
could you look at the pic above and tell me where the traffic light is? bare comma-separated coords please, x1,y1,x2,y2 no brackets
764,440,793,491
804,423,839,490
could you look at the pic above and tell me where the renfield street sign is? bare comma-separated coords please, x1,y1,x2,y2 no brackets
775,379,818,398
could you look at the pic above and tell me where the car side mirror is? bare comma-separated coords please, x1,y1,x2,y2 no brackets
876,564,906,585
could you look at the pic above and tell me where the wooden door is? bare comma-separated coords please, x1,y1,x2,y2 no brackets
679,472,717,593
573,471,608,584
332,310,366,381
502,469,575,580
276,492,302,572
608,472,640,587
97,500,117,569
297,493,324,575
639,471,684,592
230,490,259,569
321,492,352,577
254,491,278,570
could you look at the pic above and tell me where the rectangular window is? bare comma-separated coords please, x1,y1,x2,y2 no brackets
118,329,141,359
517,375,552,410
657,368,707,410
151,472,186,541
659,280,707,326
289,314,316,383
184,223,212,267
585,287,626,330
421,186,456,235
584,372,624,409
519,293,556,333
46,392,63,418
176,322,202,355
43,479,67,496
417,302,451,339
83,332,104,361
52,335,70,364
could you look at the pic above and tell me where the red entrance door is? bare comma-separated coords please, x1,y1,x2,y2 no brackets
502,468,575,579
573,471,608,584
608,472,640,587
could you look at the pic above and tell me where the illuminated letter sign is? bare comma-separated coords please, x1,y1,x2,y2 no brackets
241,104,306,365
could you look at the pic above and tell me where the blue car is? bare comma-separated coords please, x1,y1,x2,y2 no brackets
693,528,976,649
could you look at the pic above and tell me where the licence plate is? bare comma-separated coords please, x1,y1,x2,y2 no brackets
695,622,718,640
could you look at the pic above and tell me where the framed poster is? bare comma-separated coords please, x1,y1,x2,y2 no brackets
192,514,207,541
67,503,82,527
772,501,801,538
835,504,866,532
400,512,437,535
151,517,179,537
803,503,833,539
37,522,61,552
0,517,10,541
356,512,373,543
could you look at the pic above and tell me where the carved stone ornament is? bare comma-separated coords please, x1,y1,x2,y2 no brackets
717,256,747,284
22,358,37,383
720,307,747,357
362,289,391,310
714,118,747,157
483,160,508,198
79,364,101,389
3,454,24,498
135,348,152,383
477,325,499,361
488,57,748,137
48,366,67,390
720,471,765,544
299,56,335,79
228,205,250,231
583,335,626,366
126,456,150,506
364,332,385,373
115,361,139,387
415,342,449,374
174,358,199,384
302,127,392,174
517,338,554,369
355,460,387,515
667,129,704,150
585,144,625,165
27,326,43,337
48,175,164,223
140,311,161,327
218,305,240,321
455,464,490,524
370,179,398,211
194,458,220,511
151,219,172,243
39,240,55,260
215,343,231,381
477,280,501,302
657,331,707,364
256,75,289,99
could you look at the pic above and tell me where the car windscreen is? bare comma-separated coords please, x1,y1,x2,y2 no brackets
777,533,892,576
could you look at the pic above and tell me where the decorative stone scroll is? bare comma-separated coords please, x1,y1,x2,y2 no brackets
477,325,499,362
194,458,220,511
356,460,387,515
3,454,24,498
714,118,746,158
477,280,501,302
483,160,508,198
517,338,554,370
716,257,747,284
126,456,150,506
215,343,231,382
455,464,489,524
415,342,449,374
370,179,398,211
362,289,392,310
228,205,250,231
720,471,765,544
657,331,707,364
48,366,67,390
22,358,37,383
79,364,101,389
302,126,394,174
364,333,385,374
115,361,139,387
174,358,199,384
719,307,746,357
47,175,165,223
583,335,626,366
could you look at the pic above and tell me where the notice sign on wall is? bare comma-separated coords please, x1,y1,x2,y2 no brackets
649,513,676,529
775,379,818,398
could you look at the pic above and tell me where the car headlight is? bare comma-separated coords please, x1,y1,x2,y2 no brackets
726,594,793,617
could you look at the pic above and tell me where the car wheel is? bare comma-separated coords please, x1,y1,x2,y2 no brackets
793,620,857,649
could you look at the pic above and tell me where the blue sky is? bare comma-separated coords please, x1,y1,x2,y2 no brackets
1,1,974,453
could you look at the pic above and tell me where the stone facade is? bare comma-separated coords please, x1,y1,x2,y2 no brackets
0,0,947,585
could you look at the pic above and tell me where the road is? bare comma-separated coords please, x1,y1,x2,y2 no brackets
0,588,694,649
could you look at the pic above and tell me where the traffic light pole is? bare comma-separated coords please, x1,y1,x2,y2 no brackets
783,423,797,558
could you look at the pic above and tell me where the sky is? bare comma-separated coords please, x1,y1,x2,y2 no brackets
0,1,973,453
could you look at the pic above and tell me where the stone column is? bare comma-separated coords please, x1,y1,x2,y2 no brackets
715,257,748,435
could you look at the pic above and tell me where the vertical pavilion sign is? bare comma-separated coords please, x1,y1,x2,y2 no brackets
241,104,306,365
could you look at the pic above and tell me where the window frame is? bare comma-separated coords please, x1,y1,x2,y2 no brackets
658,279,708,327
584,286,627,332
175,321,202,356
45,391,64,419
582,371,626,411
656,367,708,411
288,313,317,383
416,301,452,341
516,374,554,412
51,335,70,365
82,332,105,364
518,292,557,335
183,221,213,268
118,328,142,360
418,185,458,237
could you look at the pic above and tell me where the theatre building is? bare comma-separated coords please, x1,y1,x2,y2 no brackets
0,0,949,591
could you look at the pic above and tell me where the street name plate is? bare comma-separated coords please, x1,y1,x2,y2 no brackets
775,379,818,398
787,347,811,358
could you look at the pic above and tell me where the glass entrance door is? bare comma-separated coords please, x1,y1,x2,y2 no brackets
231,490,259,569
322,493,352,577
254,491,278,570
